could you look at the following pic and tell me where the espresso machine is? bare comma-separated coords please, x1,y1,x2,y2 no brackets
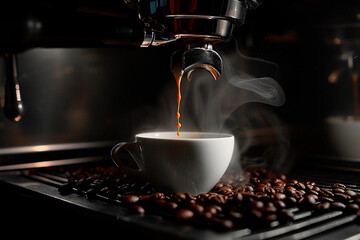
1,0,260,121
0,1,360,239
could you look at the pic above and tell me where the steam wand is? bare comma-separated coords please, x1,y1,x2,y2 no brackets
3,53,23,121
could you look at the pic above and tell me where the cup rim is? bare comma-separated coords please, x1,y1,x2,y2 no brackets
135,131,234,141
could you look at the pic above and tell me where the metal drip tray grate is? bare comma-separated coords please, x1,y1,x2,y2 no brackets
15,162,360,240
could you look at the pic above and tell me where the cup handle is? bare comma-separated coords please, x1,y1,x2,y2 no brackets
111,142,145,179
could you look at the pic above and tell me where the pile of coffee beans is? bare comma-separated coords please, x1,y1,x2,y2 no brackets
58,165,360,231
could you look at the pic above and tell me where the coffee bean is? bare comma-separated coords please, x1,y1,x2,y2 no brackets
333,188,345,194
320,196,334,203
176,208,194,221
154,199,166,206
255,186,266,192
346,203,360,213
212,218,234,230
345,190,357,198
132,204,145,214
151,192,165,200
334,193,351,203
252,200,264,209
189,203,204,215
302,194,317,206
228,210,244,219
219,186,233,195
250,208,263,219
172,192,187,202
185,192,197,200
320,189,335,198
309,190,319,196
245,185,254,192
205,205,219,215
330,201,346,210
166,201,178,210
279,210,294,220
333,183,346,189
263,202,277,212
315,202,330,211
214,183,223,189
265,213,278,222
285,196,297,206
274,200,286,209
273,193,286,200
234,192,243,203
297,182,306,190
124,194,139,204
287,179,298,185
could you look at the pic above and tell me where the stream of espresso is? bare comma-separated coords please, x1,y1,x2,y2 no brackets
176,72,183,136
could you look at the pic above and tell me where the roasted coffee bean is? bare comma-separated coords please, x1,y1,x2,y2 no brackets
306,184,314,191
255,186,266,193
205,205,220,215
132,204,145,214
274,193,286,200
166,201,178,210
176,208,194,221
234,192,243,203
228,210,243,219
252,200,264,209
345,190,357,198
279,210,295,220
346,203,360,213
330,201,346,210
151,192,165,200
315,202,330,211
124,194,140,204
285,196,297,206
297,182,306,190
172,192,187,202
211,218,234,230
333,188,345,194
285,186,296,196
212,194,227,205
266,187,276,195
309,190,319,196
250,208,263,219
320,196,334,203
185,192,197,200
320,189,335,198
301,194,317,207
333,183,346,189
245,185,254,192
189,203,204,215
274,200,286,209
154,199,166,206
263,202,277,212
214,183,223,189
334,193,351,203
265,213,278,222
219,186,233,195
287,179,298,185
203,211,213,219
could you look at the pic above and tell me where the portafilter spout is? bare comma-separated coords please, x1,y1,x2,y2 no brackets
171,44,222,81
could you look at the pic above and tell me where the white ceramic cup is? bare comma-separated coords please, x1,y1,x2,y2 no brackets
111,132,234,195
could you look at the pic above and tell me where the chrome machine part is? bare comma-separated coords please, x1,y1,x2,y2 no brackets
136,0,261,80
